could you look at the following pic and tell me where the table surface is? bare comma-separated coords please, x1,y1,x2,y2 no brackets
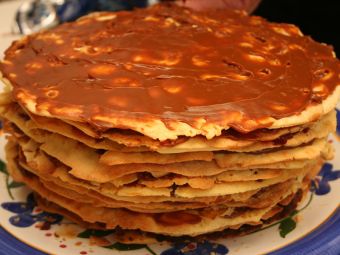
0,0,22,58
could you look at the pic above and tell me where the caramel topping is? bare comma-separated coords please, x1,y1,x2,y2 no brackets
1,4,339,132
155,211,202,226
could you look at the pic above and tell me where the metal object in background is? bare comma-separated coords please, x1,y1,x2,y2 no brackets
13,0,58,35
13,0,152,35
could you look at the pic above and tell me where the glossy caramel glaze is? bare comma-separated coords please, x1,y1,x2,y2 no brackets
1,4,339,132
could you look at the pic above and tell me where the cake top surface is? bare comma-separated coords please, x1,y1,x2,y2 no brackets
1,4,339,140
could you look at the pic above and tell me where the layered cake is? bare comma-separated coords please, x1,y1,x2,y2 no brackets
0,4,339,243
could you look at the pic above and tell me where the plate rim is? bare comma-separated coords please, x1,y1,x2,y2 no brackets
0,198,339,255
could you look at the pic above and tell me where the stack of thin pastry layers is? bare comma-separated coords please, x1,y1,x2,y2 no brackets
0,4,339,244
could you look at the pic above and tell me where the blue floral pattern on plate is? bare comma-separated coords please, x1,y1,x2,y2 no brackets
161,241,229,255
311,163,340,195
1,193,63,228
336,109,340,134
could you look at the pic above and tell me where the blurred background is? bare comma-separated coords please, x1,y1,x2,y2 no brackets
0,0,339,55
255,0,340,56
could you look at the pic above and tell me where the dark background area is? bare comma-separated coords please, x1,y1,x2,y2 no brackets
254,0,340,55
